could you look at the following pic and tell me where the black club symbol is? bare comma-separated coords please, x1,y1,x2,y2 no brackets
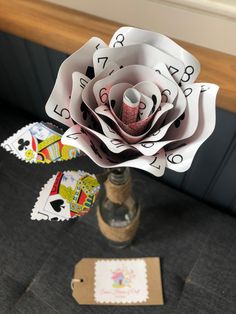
80,103,97,129
151,94,157,114
110,99,116,108
90,141,102,159
81,102,89,120
174,112,185,128
18,138,30,151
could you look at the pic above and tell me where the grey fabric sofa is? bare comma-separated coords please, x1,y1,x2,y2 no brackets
0,31,236,314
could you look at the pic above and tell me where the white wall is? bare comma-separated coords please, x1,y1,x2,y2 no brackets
161,0,236,19
45,0,236,56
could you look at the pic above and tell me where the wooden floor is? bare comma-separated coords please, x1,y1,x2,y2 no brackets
0,0,235,113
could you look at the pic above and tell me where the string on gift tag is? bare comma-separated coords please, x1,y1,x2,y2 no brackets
71,278,84,290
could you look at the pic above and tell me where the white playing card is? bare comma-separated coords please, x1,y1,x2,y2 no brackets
153,62,187,124
93,44,185,82
45,37,107,127
148,63,188,144
95,102,173,145
107,81,161,122
62,125,166,177
134,81,162,120
69,72,91,124
65,98,173,157
166,83,219,172
92,65,176,144
165,84,201,141
138,93,155,121
109,82,133,116
109,27,200,84
69,63,122,142
93,65,177,108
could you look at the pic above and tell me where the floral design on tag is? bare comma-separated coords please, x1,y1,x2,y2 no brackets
95,259,148,304
111,267,135,289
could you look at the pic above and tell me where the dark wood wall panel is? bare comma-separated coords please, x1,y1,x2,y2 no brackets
1,31,236,214
24,41,54,102
9,35,44,114
46,48,67,81
0,32,30,110
0,32,68,121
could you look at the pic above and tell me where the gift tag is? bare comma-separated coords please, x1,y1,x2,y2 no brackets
72,257,164,305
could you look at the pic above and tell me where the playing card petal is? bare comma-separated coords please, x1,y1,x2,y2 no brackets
95,102,173,146
62,125,166,177
45,37,107,127
42,27,218,177
94,43,185,83
109,27,200,84
166,83,219,172
164,83,201,141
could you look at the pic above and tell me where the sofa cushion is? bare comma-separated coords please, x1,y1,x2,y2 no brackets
1,105,236,313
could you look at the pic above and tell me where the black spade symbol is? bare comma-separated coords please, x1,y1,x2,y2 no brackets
110,99,116,108
85,66,95,79
50,199,65,212
152,94,157,105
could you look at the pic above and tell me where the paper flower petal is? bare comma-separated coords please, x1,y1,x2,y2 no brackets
154,63,187,124
31,170,100,221
45,37,107,127
108,82,133,116
166,83,219,172
62,125,166,177
93,65,178,107
93,43,185,82
109,27,200,84
42,26,218,177
70,63,121,134
95,102,173,146
1,122,79,163
165,84,201,141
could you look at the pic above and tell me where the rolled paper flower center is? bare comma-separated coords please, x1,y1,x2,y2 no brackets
122,88,140,124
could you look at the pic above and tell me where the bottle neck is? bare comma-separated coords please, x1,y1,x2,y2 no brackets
108,167,130,185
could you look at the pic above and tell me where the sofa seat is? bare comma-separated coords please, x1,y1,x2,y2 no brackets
0,105,235,313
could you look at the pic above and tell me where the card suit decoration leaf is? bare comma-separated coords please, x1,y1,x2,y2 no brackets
31,170,100,221
1,122,80,163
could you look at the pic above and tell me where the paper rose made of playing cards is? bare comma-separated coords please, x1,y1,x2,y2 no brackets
45,27,219,177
